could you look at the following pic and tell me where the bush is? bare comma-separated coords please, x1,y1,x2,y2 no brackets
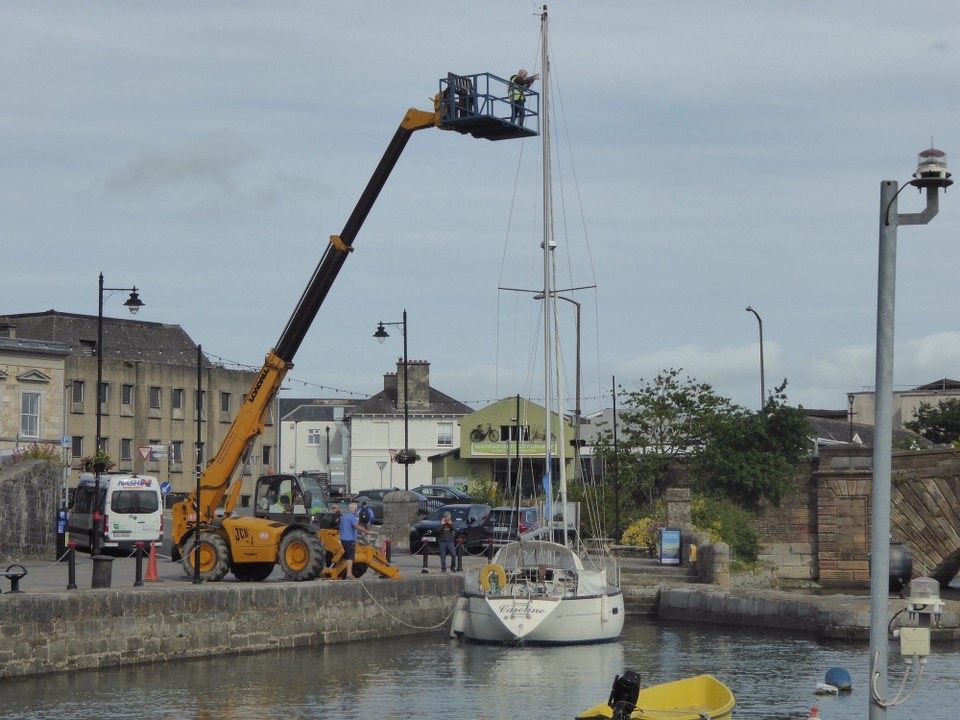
691,494,759,563
7,442,63,465
621,517,663,551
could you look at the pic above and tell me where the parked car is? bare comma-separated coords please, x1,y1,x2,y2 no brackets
409,503,491,554
480,506,541,547
411,484,474,503
349,488,400,525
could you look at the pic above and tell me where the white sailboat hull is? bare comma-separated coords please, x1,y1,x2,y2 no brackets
453,541,625,645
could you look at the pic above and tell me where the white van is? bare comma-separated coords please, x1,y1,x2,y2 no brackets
68,473,164,553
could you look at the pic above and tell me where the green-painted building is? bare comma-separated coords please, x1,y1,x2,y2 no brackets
428,397,574,498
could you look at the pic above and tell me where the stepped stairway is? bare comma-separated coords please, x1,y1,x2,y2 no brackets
614,553,702,615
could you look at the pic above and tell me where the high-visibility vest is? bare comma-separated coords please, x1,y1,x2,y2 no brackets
510,75,526,102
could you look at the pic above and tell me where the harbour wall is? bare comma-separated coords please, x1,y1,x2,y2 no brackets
0,575,460,680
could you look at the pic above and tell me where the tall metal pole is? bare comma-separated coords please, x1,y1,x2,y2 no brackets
745,306,765,410
194,344,202,585
401,309,409,491
93,273,104,556
869,150,949,720
612,375,621,543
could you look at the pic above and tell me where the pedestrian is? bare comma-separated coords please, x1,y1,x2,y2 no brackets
358,501,375,527
509,69,539,126
338,502,371,579
437,512,456,574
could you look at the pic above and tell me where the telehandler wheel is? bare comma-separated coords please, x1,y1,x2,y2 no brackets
181,533,230,582
280,529,324,581
232,562,274,582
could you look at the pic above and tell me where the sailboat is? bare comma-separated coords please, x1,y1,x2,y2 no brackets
450,6,625,645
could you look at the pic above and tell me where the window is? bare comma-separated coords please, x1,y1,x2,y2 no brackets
307,428,322,445
20,391,40,437
149,387,162,410
195,390,205,412
71,436,83,458
120,438,133,462
171,441,183,463
121,384,134,406
220,392,230,413
98,438,109,455
99,382,109,405
502,425,531,442
72,380,84,403
437,421,453,446
171,388,184,410
262,445,271,467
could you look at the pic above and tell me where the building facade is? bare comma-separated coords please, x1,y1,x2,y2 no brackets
278,398,355,495
4,312,275,503
348,360,472,491
848,378,960,434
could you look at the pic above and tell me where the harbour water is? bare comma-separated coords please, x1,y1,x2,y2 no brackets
2,617,959,719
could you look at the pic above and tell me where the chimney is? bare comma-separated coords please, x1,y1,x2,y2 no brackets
397,360,431,412
0,318,17,339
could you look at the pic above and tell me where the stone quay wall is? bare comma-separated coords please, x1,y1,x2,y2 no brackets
0,460,61,562
0,574,460,680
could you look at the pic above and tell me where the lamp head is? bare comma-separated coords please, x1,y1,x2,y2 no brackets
124,289,144,315
373,322,389,343
910,146,953,189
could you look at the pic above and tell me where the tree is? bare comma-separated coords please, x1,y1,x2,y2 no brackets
593,369,735,507
693,380,811,508
905,398,960,445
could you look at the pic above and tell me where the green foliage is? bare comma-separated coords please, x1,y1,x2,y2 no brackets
693,380,810,509
691,494,759,563
8,442,63,465
621,516,664,551
905,398,960,445
469,476,499,506
592,368,735,507
81,450,115,472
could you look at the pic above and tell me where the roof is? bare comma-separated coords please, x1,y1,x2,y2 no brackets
3,311,203,367
350,386,472,418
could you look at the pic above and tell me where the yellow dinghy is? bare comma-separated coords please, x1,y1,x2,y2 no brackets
577,672,736,720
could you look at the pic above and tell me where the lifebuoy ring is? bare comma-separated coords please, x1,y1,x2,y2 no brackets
479,563,507,591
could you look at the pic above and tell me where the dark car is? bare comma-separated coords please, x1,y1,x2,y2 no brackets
409,503,491,555
411,484,473,503
350,488,400,525
480,506,541,547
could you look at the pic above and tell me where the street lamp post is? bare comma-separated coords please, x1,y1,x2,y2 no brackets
374,310,410,490
868,148,951,720
745,306,765,411
93,272,143,556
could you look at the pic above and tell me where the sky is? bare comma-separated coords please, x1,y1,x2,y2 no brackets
4,1,960,418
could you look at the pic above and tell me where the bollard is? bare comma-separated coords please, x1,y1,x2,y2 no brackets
134,542,145,587
421,541,429,574
486,539,495,562
67,542,78,590
455,537,464,572
91,555,114,589
384,539,392,564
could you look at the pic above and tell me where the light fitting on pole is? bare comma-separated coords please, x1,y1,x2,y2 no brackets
124,289,144,315
910,147,952,190
373,322,389,343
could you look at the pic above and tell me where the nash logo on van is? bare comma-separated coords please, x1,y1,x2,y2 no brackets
233,527,250,541
116,478,152,488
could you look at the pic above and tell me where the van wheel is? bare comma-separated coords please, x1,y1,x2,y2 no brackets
232,562,274,582
280,530,323,581
181,533,230,582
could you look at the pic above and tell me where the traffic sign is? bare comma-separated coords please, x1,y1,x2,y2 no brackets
138,446,152,460
61,436,71,448
160,481,172,496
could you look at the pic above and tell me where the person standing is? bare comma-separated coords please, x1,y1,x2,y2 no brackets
338,502,371,579
509,69,539,126
358,501,375,527
436,512,456,574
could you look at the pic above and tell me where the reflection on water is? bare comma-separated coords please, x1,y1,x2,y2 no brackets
2,618,959,719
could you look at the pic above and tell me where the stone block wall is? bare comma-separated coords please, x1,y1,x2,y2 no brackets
0,574,461,679
0,460,61,562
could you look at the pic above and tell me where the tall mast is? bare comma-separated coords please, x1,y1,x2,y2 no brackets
539,6,561,539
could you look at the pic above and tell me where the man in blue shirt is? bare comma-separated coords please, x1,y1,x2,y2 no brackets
338,502,372,579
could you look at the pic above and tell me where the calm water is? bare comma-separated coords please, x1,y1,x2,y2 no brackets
2,618,959,719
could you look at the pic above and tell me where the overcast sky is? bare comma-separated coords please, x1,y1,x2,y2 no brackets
4,1,960,418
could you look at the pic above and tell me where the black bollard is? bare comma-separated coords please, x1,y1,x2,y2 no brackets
421,541,429,574
91,555,113,589
66,542,78,590
486,539,495,562
455,537,464,572
134,542,145,587
384,539,392,564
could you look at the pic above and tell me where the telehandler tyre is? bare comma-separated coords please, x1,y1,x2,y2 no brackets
181,533,230,582
280,529,324,581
